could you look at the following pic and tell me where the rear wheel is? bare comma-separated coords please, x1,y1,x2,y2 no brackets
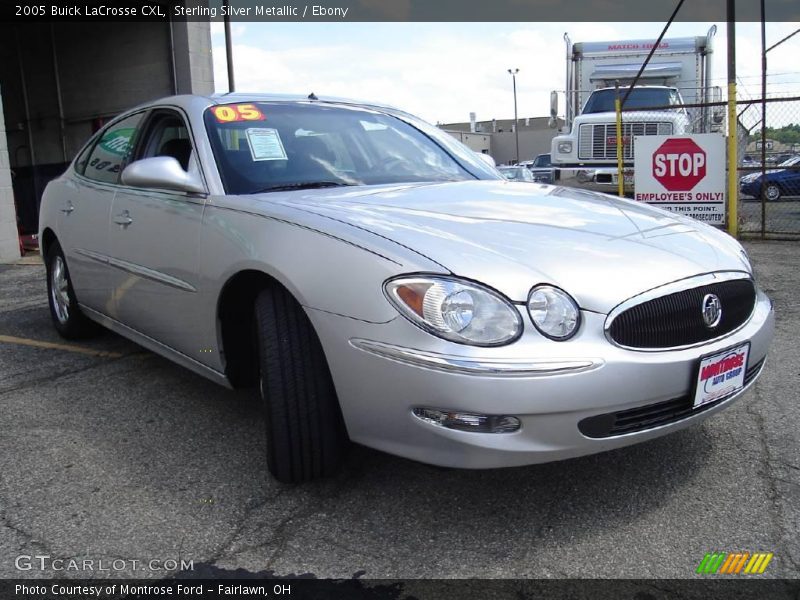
254,285,348,483
763,183,782,201
45,241,100,339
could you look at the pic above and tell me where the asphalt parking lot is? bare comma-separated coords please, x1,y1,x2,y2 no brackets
0,241,798,581
738,198,800,236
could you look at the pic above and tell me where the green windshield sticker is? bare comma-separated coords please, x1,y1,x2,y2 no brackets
98,128,135,157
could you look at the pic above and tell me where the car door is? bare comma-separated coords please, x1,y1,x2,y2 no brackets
60,112,145,313
107,108,208,356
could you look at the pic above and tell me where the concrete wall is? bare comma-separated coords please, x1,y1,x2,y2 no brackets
0,22,214,163
491,130,560,165
444,131,491,154
0,23,177,168
173,21,215,95
440,117,564,165
0,87,21,263
0,21,214,240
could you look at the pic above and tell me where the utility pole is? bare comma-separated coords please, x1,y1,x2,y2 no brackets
224,0,235,92
508,69,520,164
726,0,738,237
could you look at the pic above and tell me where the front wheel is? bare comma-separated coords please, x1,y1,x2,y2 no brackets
45,241,100,339
254,286,348,483
763,183,782,202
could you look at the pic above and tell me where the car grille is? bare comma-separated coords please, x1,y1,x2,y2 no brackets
607,278,756,349
578,122,672,160
578,357,765,438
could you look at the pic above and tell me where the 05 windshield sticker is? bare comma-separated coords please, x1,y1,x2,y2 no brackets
245,128,288,161
211,103,266,123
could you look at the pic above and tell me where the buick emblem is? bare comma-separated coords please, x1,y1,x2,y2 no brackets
702,294,722,328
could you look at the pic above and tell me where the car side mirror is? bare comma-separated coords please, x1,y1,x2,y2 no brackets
121,157,205,194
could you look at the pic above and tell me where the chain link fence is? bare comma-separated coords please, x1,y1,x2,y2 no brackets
736,95,800,238
602,95,800,237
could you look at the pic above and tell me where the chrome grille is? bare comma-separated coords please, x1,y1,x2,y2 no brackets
607,278,756,350
578,122,673,160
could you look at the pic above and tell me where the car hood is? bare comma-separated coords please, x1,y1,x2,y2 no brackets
265,181,750,313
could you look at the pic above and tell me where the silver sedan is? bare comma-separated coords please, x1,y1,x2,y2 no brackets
39,94,774,482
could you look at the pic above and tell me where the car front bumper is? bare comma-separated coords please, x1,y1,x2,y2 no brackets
554,166,634,194
307,288,774,469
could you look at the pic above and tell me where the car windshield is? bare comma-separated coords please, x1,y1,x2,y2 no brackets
533,154,551,167
204,101,496,194
499,168,526,180
779,156,800,167
582,88,683,114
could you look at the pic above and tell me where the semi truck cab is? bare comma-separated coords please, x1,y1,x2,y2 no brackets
551,86,691,193
549,29,720,195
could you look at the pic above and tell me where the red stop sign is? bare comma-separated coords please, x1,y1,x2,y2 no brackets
652,138,707,191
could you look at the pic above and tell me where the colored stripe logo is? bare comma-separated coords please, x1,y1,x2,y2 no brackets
696,552,773,574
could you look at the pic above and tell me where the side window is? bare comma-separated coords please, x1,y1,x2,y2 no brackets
82,113,144,184
137,112,194,172
74,135,98,175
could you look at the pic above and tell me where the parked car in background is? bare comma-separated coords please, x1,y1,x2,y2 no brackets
498,165,535,182
740,155,759,168
740,155,800,201
528,153,554,183
40,93,773,484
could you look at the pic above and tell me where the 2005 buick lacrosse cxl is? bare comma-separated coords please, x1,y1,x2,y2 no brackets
39,93,774,482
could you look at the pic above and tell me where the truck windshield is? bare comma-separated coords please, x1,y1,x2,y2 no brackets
533,154,551,167
582,88,683,114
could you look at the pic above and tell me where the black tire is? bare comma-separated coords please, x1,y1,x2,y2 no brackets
763,183,782,202
254,285,348,483
45,240,100,339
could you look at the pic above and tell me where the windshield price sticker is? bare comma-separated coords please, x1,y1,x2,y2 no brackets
245,128,288,161
211,104,265,123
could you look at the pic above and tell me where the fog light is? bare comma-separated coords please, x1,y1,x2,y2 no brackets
412,408,520,433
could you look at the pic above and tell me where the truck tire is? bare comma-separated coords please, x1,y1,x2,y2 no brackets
254,286,348,483
45,240,100,339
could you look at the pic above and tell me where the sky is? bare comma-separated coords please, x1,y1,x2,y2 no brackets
209,21,800,128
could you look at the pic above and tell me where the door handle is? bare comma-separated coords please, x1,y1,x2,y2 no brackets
61,202,74,214
113,211,133,227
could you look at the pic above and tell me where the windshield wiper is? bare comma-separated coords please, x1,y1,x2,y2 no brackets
254,181,354,193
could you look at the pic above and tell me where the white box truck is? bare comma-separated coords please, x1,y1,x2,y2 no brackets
549,27,722,194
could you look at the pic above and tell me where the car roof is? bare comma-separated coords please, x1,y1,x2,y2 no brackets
123,93,405,116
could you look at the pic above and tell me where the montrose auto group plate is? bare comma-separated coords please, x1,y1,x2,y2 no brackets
694,343,750,409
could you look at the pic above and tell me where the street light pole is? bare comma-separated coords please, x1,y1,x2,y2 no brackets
224,0,235,92
508,68,520,164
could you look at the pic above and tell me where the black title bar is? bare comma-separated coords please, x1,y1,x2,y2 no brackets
3,579,800,600
3,0,799,23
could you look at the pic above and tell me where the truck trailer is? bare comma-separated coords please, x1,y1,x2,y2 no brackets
549,27,722,194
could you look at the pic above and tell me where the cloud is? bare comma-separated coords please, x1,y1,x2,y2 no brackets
211,22,800,125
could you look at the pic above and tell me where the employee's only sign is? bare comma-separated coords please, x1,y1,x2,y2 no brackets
634,134,726,224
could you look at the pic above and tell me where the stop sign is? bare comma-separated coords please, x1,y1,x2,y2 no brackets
652,138,707,191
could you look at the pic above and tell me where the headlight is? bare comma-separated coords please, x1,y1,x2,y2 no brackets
527,285,581,340
557,141,573,154
385,275,522,346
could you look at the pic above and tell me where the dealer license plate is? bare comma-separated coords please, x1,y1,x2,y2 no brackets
693,343,750,409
